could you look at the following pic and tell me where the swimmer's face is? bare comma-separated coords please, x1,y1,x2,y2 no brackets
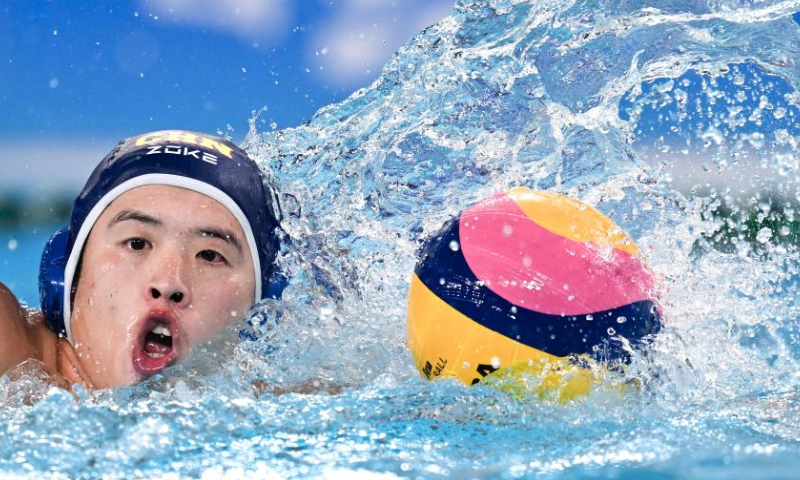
69,185,256,389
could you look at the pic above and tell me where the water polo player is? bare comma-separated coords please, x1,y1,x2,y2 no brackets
0,130,280,389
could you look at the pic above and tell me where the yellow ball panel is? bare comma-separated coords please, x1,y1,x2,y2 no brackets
407,274,605,399
507,187,638,256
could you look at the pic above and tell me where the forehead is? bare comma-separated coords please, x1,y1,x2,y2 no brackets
99,184,242,231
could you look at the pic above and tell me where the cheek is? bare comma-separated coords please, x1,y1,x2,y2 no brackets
190,274,253,338
73,246,140,343
83,243,133,285
83,255,135,309
198,268,253,303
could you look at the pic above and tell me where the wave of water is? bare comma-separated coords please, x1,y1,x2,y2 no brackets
3,0,800,478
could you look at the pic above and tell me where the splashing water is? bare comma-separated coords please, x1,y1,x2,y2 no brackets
4,0,800,478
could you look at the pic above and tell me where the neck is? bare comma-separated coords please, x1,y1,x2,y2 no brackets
56,338,96,391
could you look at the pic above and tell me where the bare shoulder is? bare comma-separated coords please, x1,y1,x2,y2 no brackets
0,282,42,375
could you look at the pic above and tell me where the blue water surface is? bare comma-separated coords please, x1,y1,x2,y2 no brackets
2,0,800,479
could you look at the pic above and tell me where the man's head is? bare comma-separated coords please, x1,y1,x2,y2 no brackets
39,130,280,387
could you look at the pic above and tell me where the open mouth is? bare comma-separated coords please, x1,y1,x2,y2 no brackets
133,314,180,377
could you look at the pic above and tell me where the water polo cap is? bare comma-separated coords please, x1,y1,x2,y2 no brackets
39,130,281,341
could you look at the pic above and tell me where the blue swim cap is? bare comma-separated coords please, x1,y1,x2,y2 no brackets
39,130,281,341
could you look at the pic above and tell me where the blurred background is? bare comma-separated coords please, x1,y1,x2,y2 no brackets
0,0,454,304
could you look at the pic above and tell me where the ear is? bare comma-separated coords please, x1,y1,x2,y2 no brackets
238,266,288,343
264,266,288,301
39,227,70,335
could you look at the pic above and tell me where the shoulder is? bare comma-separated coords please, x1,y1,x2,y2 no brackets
0,282,26,331
0,282,45,375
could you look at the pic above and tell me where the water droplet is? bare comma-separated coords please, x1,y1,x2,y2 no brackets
616,316,627,324
449,240,460,251
439,278,446,285
522,256,532,267
49,78,59,89
490,356,501,369
756,227,772,244
607,327,616,336
585,314,594,321
230,311,238,317
7,239,17,251
502,224,513,236
319,305,334,320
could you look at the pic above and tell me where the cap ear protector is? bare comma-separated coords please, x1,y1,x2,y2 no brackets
38,130,283,341
239,267,289,342
39,227,70,336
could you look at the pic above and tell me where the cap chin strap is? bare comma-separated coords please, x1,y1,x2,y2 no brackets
62,173,262,343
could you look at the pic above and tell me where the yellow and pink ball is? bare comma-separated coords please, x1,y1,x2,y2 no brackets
407,188,661,399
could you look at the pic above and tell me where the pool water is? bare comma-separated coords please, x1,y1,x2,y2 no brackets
3,0,800,478
0,225,57,306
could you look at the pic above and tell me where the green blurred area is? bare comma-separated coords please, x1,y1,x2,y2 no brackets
702,196,800,254
0,195,72,228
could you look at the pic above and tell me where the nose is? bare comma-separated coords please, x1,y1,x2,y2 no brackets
146,249,191,307
150,287,184,304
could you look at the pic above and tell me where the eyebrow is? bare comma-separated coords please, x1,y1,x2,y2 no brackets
193,227,244,255
109,209,243,254
109,209,162,227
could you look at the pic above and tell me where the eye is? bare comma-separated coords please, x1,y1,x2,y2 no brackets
198,249,227,264
126,238,150,251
